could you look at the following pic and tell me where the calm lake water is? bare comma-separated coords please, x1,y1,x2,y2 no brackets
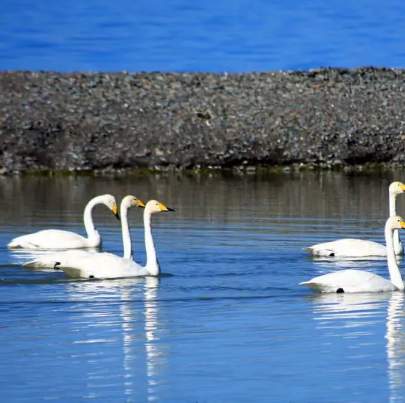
1,171,405,402
1,0,405,72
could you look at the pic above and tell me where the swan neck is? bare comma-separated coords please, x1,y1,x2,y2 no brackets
385,224,404,290
83,198,98,239
121,204,133,259
144,210,160,276
389,192,403,254
389,191,397,216
393,230,402,255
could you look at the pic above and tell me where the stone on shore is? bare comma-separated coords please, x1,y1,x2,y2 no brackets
0,68,405,174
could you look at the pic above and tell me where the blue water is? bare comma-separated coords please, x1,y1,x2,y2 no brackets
1,0,405,72
1,173,405,402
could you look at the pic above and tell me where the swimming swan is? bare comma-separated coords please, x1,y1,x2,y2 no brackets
54,199,174,279
300,215,405,293
8,194,120,250
305,181,405,257
22,195,145,269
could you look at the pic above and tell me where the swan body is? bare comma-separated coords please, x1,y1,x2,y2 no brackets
300,269,397,293
306,239,388,257
59,254,148,279
29,199,174,279
306,181,405,257
9,194,119,250
300,215,405,293
23,195,145,269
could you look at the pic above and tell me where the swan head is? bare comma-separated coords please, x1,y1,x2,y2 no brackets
121,195,146,210
386,215,405,231
145,199,175,214
101,194,120,220
389,181,405,195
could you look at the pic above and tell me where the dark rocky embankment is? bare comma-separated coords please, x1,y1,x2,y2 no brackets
1,68,405,174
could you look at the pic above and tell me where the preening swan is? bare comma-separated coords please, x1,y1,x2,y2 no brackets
23,195,145,269
45,199,174,279
300,215,405,293
8,194,120,250
305,181,405,257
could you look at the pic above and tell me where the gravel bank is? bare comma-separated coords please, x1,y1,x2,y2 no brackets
1,68,405,174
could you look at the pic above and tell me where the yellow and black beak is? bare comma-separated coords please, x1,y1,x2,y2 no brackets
400,183,405,192
137,199,146,208
158,202,175,212
400,220,405,229
112,203,120,220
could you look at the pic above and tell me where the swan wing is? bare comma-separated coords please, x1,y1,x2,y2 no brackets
305,239,387,257
300,269,397,293
8,229,94,250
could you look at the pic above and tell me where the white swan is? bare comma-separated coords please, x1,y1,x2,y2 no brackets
23,195,145,269
305,181,405,257
8,194,120,250
51,199,174,279
300,215,405,293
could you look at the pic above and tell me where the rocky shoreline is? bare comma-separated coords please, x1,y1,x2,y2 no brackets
1,68,405,175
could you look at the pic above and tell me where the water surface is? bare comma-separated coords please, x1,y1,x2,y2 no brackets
1,0,405,72
1,172,405,402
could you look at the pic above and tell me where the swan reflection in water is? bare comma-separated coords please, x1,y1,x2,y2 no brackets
386,293,405,403
118,276,162,401
63,276,164,401
309,292,405,402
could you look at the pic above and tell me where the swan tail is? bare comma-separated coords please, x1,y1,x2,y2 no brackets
7,241,18,249
8,240,39,250
300,280,340,293
299,281,322,290
24,260,88,277
304,246,325,256
304,246,335,257
299,280,313,287
23,259,55,269
23,256,61,269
